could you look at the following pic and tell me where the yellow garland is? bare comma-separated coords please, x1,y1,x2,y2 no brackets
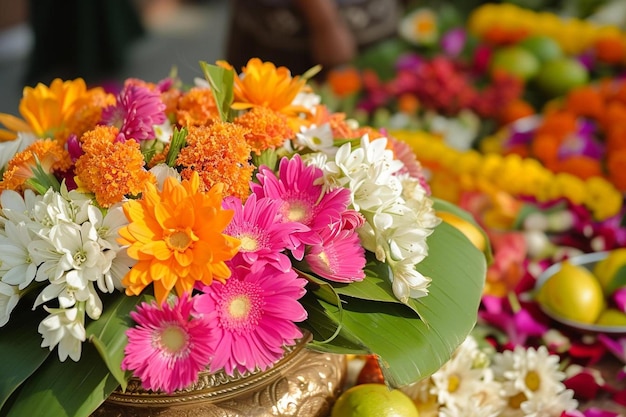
467,3,625,55
393,130,623,221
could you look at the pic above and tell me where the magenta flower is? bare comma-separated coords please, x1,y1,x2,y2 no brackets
121,295,215,394
306,223,366,283
222,194,308,272
193,263,307,376
251,155,352,260
101,84,166,141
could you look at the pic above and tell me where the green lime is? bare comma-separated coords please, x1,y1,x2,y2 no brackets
331,383,419,417
535,58,589,97
596,309,626,327
490,46,541,81
519,35,563,63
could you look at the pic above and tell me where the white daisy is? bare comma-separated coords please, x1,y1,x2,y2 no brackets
293,123,337,155
0,131,36,169
38,305,86,362
520,388,578,417
0,281,20,327
0,221,41,289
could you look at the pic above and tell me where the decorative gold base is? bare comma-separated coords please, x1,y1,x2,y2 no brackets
92,336,346,417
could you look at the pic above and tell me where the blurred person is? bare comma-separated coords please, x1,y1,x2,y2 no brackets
226,0,403,76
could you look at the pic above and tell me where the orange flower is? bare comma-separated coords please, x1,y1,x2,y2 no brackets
498,99,534,125
176,123,253,200
74,126,155,207
0,139,70,192
234,106,293,155
530,133,560,165
326,67,362,98
0,78,111,141
608,149,626,191
118,172,240,304
565,86,604,119
594,35,625,65
176,87,220,127
607,124,626,154
397,93,420,115
555,156,603,180
231,58,309,119
536,111,577,141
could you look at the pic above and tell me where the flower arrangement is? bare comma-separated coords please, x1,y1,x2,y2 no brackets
481,79,626,193
0,59,486,416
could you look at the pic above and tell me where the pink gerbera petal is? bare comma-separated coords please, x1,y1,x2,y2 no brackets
193,263,307,376
305,224,366,283
121,295,215,394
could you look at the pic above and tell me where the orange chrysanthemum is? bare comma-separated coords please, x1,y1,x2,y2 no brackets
0,78,111,141
594,35,625,65
118,172,240,304
498,99,534,125
327,66,362,98
176,123,253,200
608,149,626,191
555,156,603,180
74,126,155,207
535,111,577,141
231,58,309,118
234,106,293,155
176,87,220,127
0,139,70,192
565,86,604,119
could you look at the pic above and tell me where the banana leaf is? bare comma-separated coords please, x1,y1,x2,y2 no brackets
301,220,487,387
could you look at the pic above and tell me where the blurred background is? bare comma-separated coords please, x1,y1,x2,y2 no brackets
0,0,229,114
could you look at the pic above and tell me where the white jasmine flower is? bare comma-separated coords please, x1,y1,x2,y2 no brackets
149,163,182,190
0,281,20,327
38,305,86,362
0,221,41,289
390,259,431,301
0,189,42,226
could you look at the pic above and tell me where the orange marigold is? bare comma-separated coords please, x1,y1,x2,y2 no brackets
555,156,603,180
0,138,70,192
234,106,293,155
74,126,155,207
530,133,560,165
564,86,604,119
536,111,577,141
176,87,220,127
176,123,253,200
594,35,625,65
498,99,535,125
326,66,362,98
607,149,626,191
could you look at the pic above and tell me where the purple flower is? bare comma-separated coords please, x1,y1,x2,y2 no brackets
440,27,467,57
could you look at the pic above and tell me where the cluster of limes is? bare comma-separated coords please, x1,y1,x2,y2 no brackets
536,249,626,327
489,34,589,98
468,2,624,55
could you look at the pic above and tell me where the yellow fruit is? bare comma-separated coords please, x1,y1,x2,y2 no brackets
537,260,605,324
593,249,626,294
331,383,419,417
437,211,486,252
596,309,626,327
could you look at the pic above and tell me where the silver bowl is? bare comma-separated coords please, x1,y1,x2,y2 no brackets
535,251,626,334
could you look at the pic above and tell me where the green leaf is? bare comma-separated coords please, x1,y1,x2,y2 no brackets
433,197,493,264
86,293,146,390
0,298,50,410
4,343,121,417
165,127,187,167
200,61,235,122
306,221,486,387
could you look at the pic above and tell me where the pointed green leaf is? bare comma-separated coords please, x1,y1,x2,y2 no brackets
200,61,235,122
5,343,120,417
86,293,147,390
0,299,49,410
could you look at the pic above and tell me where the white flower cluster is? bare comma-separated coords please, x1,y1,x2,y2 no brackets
309,134,441,303
406,335,578,417
0,186,133,361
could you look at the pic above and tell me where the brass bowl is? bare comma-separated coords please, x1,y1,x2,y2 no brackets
535,251,626,334
92,332,346,417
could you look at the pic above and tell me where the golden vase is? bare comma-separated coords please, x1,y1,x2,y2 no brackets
91,332,346,417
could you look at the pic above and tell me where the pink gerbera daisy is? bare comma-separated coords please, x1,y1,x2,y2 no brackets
121,295,215,394
223,194,308,272
193,263,307,376
305,221,366,283
250,154,352,259
101,84,166,142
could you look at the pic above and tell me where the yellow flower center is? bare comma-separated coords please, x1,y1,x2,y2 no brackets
415,18,434,34
166,229,194,251
448,374,460,393
525,370,540,391
228,296,251,319
240,235,258,252
508,391,527,409
287,202,307,222
159,325,188,355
